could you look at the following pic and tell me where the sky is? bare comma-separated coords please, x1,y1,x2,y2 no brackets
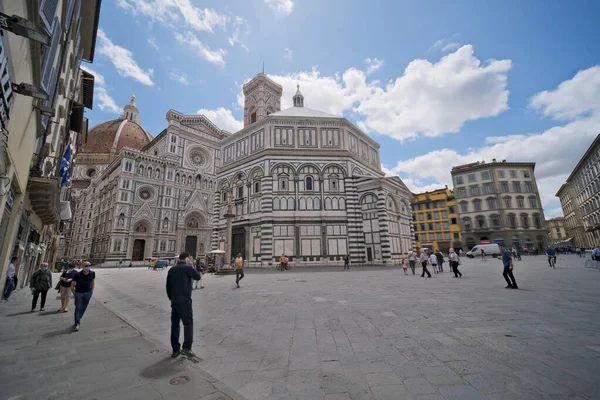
83,0,600,219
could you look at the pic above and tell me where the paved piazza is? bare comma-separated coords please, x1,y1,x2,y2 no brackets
93,255,600,400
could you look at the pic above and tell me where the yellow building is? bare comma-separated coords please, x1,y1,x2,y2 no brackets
411,187,463,253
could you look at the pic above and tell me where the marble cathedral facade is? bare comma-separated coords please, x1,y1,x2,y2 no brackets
61,74,415,266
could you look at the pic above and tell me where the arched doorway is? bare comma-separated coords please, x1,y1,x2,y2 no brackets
185,236,198,257
132,239,146,261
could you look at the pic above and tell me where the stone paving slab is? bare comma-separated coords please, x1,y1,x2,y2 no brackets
88,255,600,399
0,283,246,400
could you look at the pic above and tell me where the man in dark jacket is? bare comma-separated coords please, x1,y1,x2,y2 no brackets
166,252,201,358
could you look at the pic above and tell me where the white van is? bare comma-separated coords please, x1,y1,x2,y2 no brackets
466,244,501,258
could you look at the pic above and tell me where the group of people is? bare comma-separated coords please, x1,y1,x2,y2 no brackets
405,248,462,278
2,258,96,332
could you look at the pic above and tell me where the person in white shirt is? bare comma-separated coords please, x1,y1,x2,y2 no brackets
449,248,462,278
2,257,17,301
420,251,431,278
407,250,417,275
429,252,438,274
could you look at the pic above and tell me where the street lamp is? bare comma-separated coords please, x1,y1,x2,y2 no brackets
0,173,10,196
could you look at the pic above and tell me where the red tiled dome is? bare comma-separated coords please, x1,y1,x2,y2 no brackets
79,119,151,154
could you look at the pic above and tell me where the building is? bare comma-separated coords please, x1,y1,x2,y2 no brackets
546,217,568,245
0,0,101,292
451,159,547,252
411,187,462,253
62,74,416,267
555,134,600,249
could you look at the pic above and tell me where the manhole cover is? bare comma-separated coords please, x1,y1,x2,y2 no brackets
169,376,190,385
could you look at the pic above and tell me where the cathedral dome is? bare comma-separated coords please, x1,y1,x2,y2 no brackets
79,95,153,154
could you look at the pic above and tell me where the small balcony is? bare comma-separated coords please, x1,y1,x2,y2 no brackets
27,154,61,225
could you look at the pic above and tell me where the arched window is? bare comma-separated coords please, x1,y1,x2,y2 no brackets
155,169,160,179
125,161,132,172
188,175,192,185
305,176,313,191
147,166,152,177
138,164,144,175
520,213,529,228
462,217,472,230
175,173,180,183
475,215,486,228
163,217,169,230
117,213,125,227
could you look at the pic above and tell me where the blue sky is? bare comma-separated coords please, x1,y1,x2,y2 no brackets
83,0,600,218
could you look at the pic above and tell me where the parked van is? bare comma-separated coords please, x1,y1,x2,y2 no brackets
466,244,501,258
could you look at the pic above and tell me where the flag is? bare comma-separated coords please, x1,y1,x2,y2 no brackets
60,144,72,186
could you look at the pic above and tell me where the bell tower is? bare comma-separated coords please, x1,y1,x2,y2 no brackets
242,73,282,127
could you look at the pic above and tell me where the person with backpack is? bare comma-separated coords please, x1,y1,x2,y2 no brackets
435,250,445,272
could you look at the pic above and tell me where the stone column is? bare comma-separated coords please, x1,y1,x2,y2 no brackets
223,188,235,270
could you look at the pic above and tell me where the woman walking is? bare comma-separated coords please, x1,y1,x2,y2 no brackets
435,250,445,272
30,263,52,312
58,263,76,312
449,248,462,278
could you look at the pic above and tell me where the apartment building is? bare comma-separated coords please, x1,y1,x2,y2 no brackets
451,159,547,252
556,134,600,249
546,217,568,245
412,187,462,253
0,0,101,292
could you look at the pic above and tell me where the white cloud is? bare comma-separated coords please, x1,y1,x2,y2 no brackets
441,42,461,52
356,45,512,140
197,107,243,132
97,29,154,86
228,17,250,51
529,65,600,120
283,48,293,61
169,71,189,85
384,64,600,213
80,65,120,114
116,0,227,33
265,0,294,15
147,38,159,50
233,45,510,141
175,31,227,66
365,57,384,75
429,38,462,53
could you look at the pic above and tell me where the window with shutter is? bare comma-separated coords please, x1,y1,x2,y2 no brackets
40,0,60,32
65,0,77,32
41,17,61,94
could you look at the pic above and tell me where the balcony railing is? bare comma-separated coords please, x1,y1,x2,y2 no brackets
27,154,61,225
30,154,61,179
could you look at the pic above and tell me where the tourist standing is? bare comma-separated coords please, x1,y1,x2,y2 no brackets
194,259,204,289
343,255,350,270
429,252,438,274
435,250,444,272
500,245,518,289
480,249,486,261
2,256,18,301
420,251,431,278
449,248,462,278
592,246,600,261
30,263,52,312
407,249,416,275
166,252,201,358
71,261,96,331
59,264,76,312
234,253,244,288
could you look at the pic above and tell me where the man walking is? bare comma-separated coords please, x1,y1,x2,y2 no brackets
420,251,431,278
500,245,518,289
71,261,95,331
449,248,462,278
435,249,444,272
234,253,244,288
407,249,416,275
166,252,201,358
343,255,350,270
2,256,18,301
30,263,52,312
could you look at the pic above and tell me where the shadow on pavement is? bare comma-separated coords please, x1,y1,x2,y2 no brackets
141,356,186,379
42,326,75,338
4,311,35,317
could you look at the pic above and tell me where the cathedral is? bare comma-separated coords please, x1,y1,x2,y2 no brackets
61,73,415,267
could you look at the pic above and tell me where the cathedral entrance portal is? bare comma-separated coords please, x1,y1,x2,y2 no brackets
185,236,198,257
232,228,246,260
132,240,145,261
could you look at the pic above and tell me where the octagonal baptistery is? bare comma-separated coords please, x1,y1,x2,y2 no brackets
212,74,415,268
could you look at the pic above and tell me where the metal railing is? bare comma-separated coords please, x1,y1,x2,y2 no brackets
30,153,61,179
